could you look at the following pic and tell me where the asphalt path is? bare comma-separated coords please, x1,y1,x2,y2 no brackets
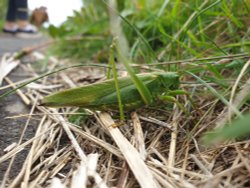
0,33,48,181
0,33,47,55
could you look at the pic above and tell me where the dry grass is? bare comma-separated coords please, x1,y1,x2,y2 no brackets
0,52,250,188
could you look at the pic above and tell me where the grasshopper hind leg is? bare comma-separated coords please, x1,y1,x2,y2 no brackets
158,90,194,115
158,95,187,114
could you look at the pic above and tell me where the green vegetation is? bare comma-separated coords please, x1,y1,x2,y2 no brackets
49,0,250,62
0,0,7,28
48,0,110,60
203,113,250,144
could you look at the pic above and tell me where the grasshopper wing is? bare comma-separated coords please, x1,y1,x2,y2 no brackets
41,76,135,108
42,73,157,109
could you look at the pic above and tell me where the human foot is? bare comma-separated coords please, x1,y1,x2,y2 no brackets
2,22,18,34
17,24,38,34
16,23,41,38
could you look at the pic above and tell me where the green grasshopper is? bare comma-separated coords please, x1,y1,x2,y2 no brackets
42,72,181,111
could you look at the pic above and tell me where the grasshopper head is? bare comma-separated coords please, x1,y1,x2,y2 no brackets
157,72,180,90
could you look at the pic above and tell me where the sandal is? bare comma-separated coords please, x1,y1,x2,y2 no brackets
2,26,18,35
16,24,41,38
17,24,38,33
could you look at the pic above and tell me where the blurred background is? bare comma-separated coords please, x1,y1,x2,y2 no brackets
0,0,84,28
28,0,84,26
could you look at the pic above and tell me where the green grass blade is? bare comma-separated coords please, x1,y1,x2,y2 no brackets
202,113,250,145
170,0,180,18
202,33,228,55
110,43,124,120
206,64,223,79
158,25,199,56
118,13,157,62
157,0,170,17
115,42,152,105
185,71,242,117
221,1,243,28
102,0,157,62
0,64,111,99
185,0,222,32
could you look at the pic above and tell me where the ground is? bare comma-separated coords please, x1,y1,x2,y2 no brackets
0,33,249,188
